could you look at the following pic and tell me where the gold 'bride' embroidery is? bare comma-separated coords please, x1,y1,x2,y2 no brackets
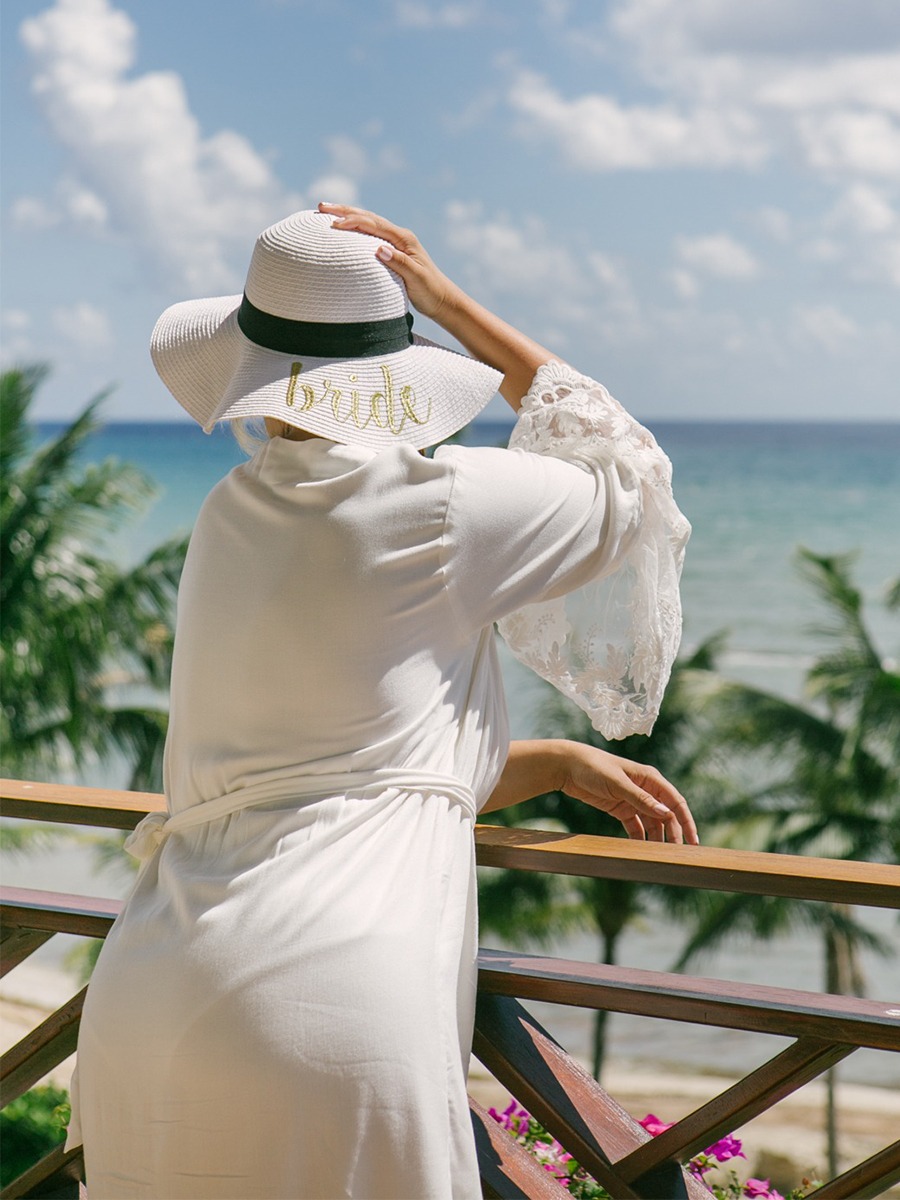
285,363,431,434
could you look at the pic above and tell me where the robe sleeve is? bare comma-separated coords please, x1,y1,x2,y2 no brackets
438,360,690,739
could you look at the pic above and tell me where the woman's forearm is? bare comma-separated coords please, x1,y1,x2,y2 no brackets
431,284,555,411
481,739,568,813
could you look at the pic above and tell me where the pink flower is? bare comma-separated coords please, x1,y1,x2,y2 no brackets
744,1179,784,1199
687,1154,714,1178
640,1114,675,1137
706,1134,746,1162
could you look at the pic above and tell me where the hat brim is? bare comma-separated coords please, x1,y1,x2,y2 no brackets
150,296,502,450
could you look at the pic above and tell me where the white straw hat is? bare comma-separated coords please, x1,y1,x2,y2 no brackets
150,210,502,449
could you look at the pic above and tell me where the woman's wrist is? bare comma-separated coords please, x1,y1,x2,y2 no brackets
482,738,572,813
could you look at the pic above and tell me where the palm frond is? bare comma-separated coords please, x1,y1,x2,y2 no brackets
0,363,49,480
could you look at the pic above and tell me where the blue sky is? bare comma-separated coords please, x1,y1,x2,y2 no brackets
2,0,899,422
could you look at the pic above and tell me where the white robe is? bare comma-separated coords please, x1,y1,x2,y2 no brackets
69,362,689,1199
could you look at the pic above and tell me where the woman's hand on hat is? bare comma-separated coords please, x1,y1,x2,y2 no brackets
318,202,458,322
483,739,699,845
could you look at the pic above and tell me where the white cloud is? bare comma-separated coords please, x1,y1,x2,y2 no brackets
19,0,304,293
791,303,859,351
814,183,900,287
755,206,793,242
305,134,391,206
795,110,900,179
755,54,900,114
611,0,900,71
507,69,766,171
512,1,900,181
827,183,897,236
393,2,485,29
537,0,572,22
443,201,639,340
0,311,35,366
667,269,699,301
306,174,360,206
11,196,60,229
12,177,109,232
52,302,113,353
675,232,761,280
2,310,31,332
59,178,109,229
445,200,583,297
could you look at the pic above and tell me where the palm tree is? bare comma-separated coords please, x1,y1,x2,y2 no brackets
478,635,729,1079
1,364,189,791
673,549,899,1173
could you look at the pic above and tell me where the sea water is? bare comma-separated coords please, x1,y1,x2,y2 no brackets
6,417,899,1084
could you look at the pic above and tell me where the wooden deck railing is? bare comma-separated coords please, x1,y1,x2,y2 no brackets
2,778,899,1200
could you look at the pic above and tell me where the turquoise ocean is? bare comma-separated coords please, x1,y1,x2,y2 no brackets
6,417,899,1085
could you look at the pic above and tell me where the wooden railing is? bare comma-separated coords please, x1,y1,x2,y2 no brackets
2,778,899,1200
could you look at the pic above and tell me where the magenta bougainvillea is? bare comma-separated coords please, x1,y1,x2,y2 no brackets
489,1099,816,1200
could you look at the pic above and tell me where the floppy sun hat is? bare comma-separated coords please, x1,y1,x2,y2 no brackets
150,209,502,450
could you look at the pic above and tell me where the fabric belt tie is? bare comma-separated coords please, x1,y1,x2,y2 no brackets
124,769,478,863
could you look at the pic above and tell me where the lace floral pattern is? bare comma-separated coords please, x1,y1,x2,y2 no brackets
497,361,691,738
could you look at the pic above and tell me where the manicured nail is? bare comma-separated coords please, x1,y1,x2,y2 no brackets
376,244,393,261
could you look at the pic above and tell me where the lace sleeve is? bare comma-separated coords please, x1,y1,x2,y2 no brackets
496,361,691,738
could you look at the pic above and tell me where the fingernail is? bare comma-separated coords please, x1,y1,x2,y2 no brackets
319,201,338,207
376,245,393,261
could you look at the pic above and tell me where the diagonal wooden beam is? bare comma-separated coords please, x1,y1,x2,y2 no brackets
0,928,54,977
469,1096,562,1199
0,1140,84,1200
474,992,709,1200
615,1036,855,1180
0,988,86,1109
805,1138,900,1200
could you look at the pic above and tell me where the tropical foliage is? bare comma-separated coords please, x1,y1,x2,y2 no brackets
673,550,899,979
1,364,188,792
673,550,899,1175
0,1085,69,1188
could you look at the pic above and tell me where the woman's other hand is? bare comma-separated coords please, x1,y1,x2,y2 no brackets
483,738,699,845
559,741,699,845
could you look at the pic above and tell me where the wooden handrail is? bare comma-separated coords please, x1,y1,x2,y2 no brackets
478,948,900,1050
475,824,900,909
0,778,163,830
1,887,122,938
4,777,899,908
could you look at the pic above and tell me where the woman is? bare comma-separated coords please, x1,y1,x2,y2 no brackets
68,204,696,1199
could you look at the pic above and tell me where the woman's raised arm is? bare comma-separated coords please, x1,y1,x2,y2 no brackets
318,202,554,409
